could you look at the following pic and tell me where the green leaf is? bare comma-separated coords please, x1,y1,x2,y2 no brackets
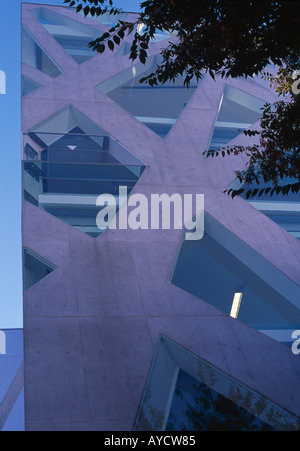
209,69,215,81
107,40,114,51
98,43,105,54
113,35,120,45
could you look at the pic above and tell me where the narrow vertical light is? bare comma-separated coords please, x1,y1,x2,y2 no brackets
230,292,243,319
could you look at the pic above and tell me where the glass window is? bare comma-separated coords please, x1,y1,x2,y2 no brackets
22,106,146,238
170,213,300,345
167,370,276,431
31,7,101,64
21,75,41,96
78,10,127,27
135,336,300,431
97,56,200,138
23,248,57,290
22,26,62,78
232,177,300,241
208,85,265,152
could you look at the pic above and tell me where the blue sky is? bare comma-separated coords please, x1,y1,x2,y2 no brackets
0,0,141,329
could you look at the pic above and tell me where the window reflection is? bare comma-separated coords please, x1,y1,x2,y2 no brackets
135,337,300,431
171,213,300,345
22,26,62,78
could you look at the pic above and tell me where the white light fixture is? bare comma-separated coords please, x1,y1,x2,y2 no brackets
230,292,243,319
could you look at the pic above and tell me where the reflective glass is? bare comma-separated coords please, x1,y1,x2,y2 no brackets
135,337,300,431
267,213,300,240
22,26,62,78
31,7,101,64
53,36,96,64
208,85,265,151
23,132,146,237
170,213,300,345
97,57,200,138
167,370,276,431
21,75,41,96
23,249,57,290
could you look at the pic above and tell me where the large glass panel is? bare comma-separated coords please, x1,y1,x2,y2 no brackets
22,26,62,78
23,131,146,237
170,213,300,346
0,329,24,432
97,56,200,138
23,248,58,290
135,336,300,431
23,106,146,237
21,75,41,97
31,7,101,64
207,85,265,152
167,370,276,431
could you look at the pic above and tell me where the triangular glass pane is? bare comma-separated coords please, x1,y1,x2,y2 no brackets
170,213,300,345
22,75,41,96
22,26,62,78
31,7,100,64
97,56,201,139
23,249,58,290
135,336,300,431
23,106,146,238
208,85,265,152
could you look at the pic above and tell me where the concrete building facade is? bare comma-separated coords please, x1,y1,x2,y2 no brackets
21,4,300,431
